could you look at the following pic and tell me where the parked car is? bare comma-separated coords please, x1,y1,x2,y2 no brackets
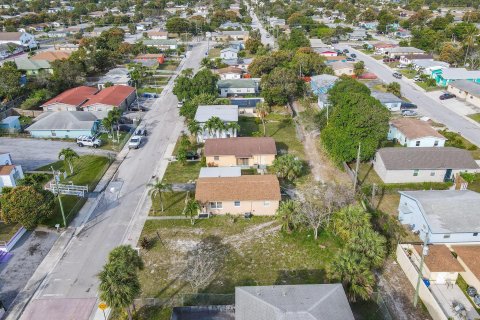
177,100,184,108
413,75,422,82
402,110,417,117
342,49,349,54
346,57,355,61
186,151,200,160
400,102,418,110
135,127,147,136
350,53,357,58
77,136,102,148
129,104,148,112
439,93,456,100
116,124,133,132
393,72,402,79
383,58,398,63
467,286,477,297
128,135,142,149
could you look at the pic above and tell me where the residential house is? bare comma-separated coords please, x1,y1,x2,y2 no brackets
147,31,168,39
0,42,23,59
268,17,286,28
433,68,480,86
230,97,263,114
331,61,354,76
26,111,100,139
81,85,136,116
388,118,447,147
0,153,24,192
360,21,379,30
41,86,98,111
210,31,249,42
448,80,480,108
396,29,412,39
14,58,51,75
318,50,337,57
310,74,338,95
205,137,276,167
348,29,367,41
452,246,480,292
219,22,243,30
194,105,239,142
0,116,21,133
373,42,398,55
220,47,239,60
411,59,449,74
97,68,131,89
399,54,434,66
222,58,253,70
216,66,243,80
141,39,178,50
235,284,355,320
309,38,334,54
388,47,425,59
371,91,404,111
54,43,79,51
31,50,71,62
373,147,480,183
218,79,259,97
398,190,480,244
198,167,241,178
195,175,281,216
0,32,37,48
134,53,165,67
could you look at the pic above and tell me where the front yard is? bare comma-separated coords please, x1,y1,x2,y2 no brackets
162,161,202,184
149,191,191,216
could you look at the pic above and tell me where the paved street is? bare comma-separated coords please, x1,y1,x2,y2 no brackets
348,47,480,146
248,5,274,48
13,41,208,320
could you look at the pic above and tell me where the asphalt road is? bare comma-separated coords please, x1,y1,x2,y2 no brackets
248,5,274,48
0,138,113,171
347,46,480,146
18,42,208,320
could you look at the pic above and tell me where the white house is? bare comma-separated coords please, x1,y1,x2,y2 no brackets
371,91,404,111
220,47,239,60
388,47,425,58
0,153,24,192
217,79,259,97
411,59,449,74
388,118,447,147
0,32,37,49
398,190,480,244
373,147,480,183
194,105,239,142
97,68,131,89
216,66,243,80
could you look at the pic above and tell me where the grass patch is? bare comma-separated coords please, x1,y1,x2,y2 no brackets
468,113,480,123
372,84,387,92
417,82,441,92
467,173,480,193
162,161,202,184
355,162,384,185
0,222,21,243
207,48,221,58
150,191,191,216
238,115,305,159
157,62,179,71
137,87,163,95
98,132,130,151
440,130,480,159
399,69,417,79
42,196,87,227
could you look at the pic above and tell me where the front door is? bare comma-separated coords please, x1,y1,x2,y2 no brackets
444,169,453,182
237,158,249,166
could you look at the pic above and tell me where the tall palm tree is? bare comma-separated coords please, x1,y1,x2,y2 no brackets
58,148,79,175
204,116,225,138
276,199,299,233
348,228,386,269
226,121,240,137
256,102,269,136
187,119,201,143
147,179,173,212
272,154,303,181
184,198,200,225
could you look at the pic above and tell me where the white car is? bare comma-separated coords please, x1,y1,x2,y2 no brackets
128,135,142,149
413,75,422,82
76,136,102,148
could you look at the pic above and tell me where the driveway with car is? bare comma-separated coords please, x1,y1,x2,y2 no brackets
426,91,480,117
0,137,113,170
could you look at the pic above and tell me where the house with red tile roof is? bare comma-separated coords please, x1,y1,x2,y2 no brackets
81,85,136,113
41,86,99,111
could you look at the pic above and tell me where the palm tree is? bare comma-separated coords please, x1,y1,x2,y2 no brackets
147,179,173,212
272,154,303,181
332,206,371,241
276,200,299,233
348,228,386,269
225,121,240,137
58,148,79,175
204,116,225,138
187,119,201,143
256,102,269,136
184,198,200,225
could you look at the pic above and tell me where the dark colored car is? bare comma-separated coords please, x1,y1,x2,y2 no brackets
116,124,133,132
393,72,403,79
350,53,357,58
186,151,200,160
400,102,418,110
342,49,349,54
439,93,456,100
346,57,355,61
383,58,398,63
129,104,148,111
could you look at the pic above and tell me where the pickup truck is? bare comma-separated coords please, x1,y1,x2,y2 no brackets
128,135,142,149
77,136,102,148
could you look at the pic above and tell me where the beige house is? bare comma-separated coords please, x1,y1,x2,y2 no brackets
195,175,281,216
447,80,480,108
331,61,354,76
373,147,480,183
205,137,276,167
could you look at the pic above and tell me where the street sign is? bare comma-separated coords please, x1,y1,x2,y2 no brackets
98,302,108,310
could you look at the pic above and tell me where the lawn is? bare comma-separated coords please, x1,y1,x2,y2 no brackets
467,173,480,193
417,82,441,92
399,69,417,79
137,87,163,95
0,222,21,243
238,115,305,159
98,132,130,151
157,61,179,71
162,161,202,184
440,130,480,159
207,48,221,58
42,196,87,227
150,191,192,216
468,113,480,123
355,162,384,186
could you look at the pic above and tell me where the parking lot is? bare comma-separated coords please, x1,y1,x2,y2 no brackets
0,138,113,171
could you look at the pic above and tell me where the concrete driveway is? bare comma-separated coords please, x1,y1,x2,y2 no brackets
425,91,480,117
0,138,114,171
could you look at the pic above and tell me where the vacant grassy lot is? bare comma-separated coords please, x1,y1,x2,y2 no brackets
162,161,202,184
399,69,417,79
98,132,130,151
207,48,221,58
150,191,191,216
239,115,305,159
157,61,179,71
42,196,87,227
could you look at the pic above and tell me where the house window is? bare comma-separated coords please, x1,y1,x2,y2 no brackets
234,201,240,207
430,171,435,176
434,140,439,147
264,201,270,207
415,141,420,146
474,233,479,236
51,131,56,137
210,202,223,209
443,234,450,239
214,156,219,161
413,169,419,176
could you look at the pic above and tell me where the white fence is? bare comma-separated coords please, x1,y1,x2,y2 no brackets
0,227,26,252
45,182,89,197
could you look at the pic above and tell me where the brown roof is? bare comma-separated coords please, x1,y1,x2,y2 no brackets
82,85,135,108
453,246,480,279
0,32,22,41
403,54,434,60
148,31,168,37
325,56,347,61
331,61,353,70
216,66,243,75
31,51,71,62
43,86,99,107
414,245,464,272
390,118,446,140
205,137,277,157
374,42,398,49
195,175,281,202
377,147,480,170
0,165,15,175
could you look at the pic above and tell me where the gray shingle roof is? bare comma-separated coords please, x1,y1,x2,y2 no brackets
194,105,238,122
199,167,241,178
440,68,480,80
389,47,425,54
400,190,480,233
377,147,479,170
218,79,256,89
371,91,404,104
26,111,97,131
235,284,354,320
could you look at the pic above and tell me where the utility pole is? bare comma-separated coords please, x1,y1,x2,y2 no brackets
371,183,376,205
414,232,429,307
353,143,361,192
51,166,67,228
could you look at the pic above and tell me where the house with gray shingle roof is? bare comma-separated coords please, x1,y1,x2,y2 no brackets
26,111,100,139
217,79,259,97
14,58,51,75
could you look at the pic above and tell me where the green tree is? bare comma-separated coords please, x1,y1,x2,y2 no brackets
58,148,79,175
385,82,401,97
147,179,173,212
353,61,365,77
0,186,55,230
278,28,310,51
256,102,269,136
291,48,327,76
272,154,303,181
166,17,192,34
187,119,201,142
184,198,200,225
0,62,22,102
328,77,371,107
204,116,226,138
261,67,303,106
332,206,371,241
347,228,386,269
276,199,299,233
